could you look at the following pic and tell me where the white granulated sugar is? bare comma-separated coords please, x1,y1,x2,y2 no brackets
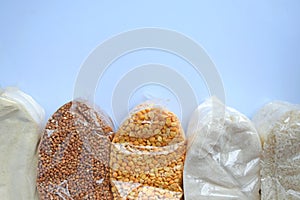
184,97,261,200
0,88,44,200
253,102,300,200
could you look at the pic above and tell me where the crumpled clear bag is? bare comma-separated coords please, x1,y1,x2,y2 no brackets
37,100,114,199
184,97,261,200
253,101,300,200
0,87,45,200
110,102,186,200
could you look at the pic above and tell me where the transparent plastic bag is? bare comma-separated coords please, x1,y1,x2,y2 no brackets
110,102,186,199
184,97,261,200
0,87,45,200
253,101,300,200
37,100,114,199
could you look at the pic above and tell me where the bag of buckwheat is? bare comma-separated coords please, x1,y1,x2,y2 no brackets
37,100,114,199
110,101,186,200
0,87,44,200
253,101,300,200
184,97,262,200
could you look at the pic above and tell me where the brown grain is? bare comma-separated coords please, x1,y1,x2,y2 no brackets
37,101,114,199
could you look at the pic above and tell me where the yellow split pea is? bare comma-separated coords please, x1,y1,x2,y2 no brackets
110,106,186,200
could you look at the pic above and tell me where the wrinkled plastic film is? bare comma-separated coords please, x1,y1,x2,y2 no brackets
37,100,114,199
0,87,45,200
184,97,261,200
252,101,300,143
110,102,186,199
253,102,300,200
185,97,226,159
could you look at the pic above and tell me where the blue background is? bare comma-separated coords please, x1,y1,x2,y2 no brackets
1,1,299,124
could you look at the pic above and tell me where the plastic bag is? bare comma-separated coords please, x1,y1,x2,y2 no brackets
110,102,186,199
253,101,300,200
37,100,114,199
184,97,261,200
0,87,44,200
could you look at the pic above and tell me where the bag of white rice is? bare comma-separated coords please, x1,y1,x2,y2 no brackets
253,101,300,199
